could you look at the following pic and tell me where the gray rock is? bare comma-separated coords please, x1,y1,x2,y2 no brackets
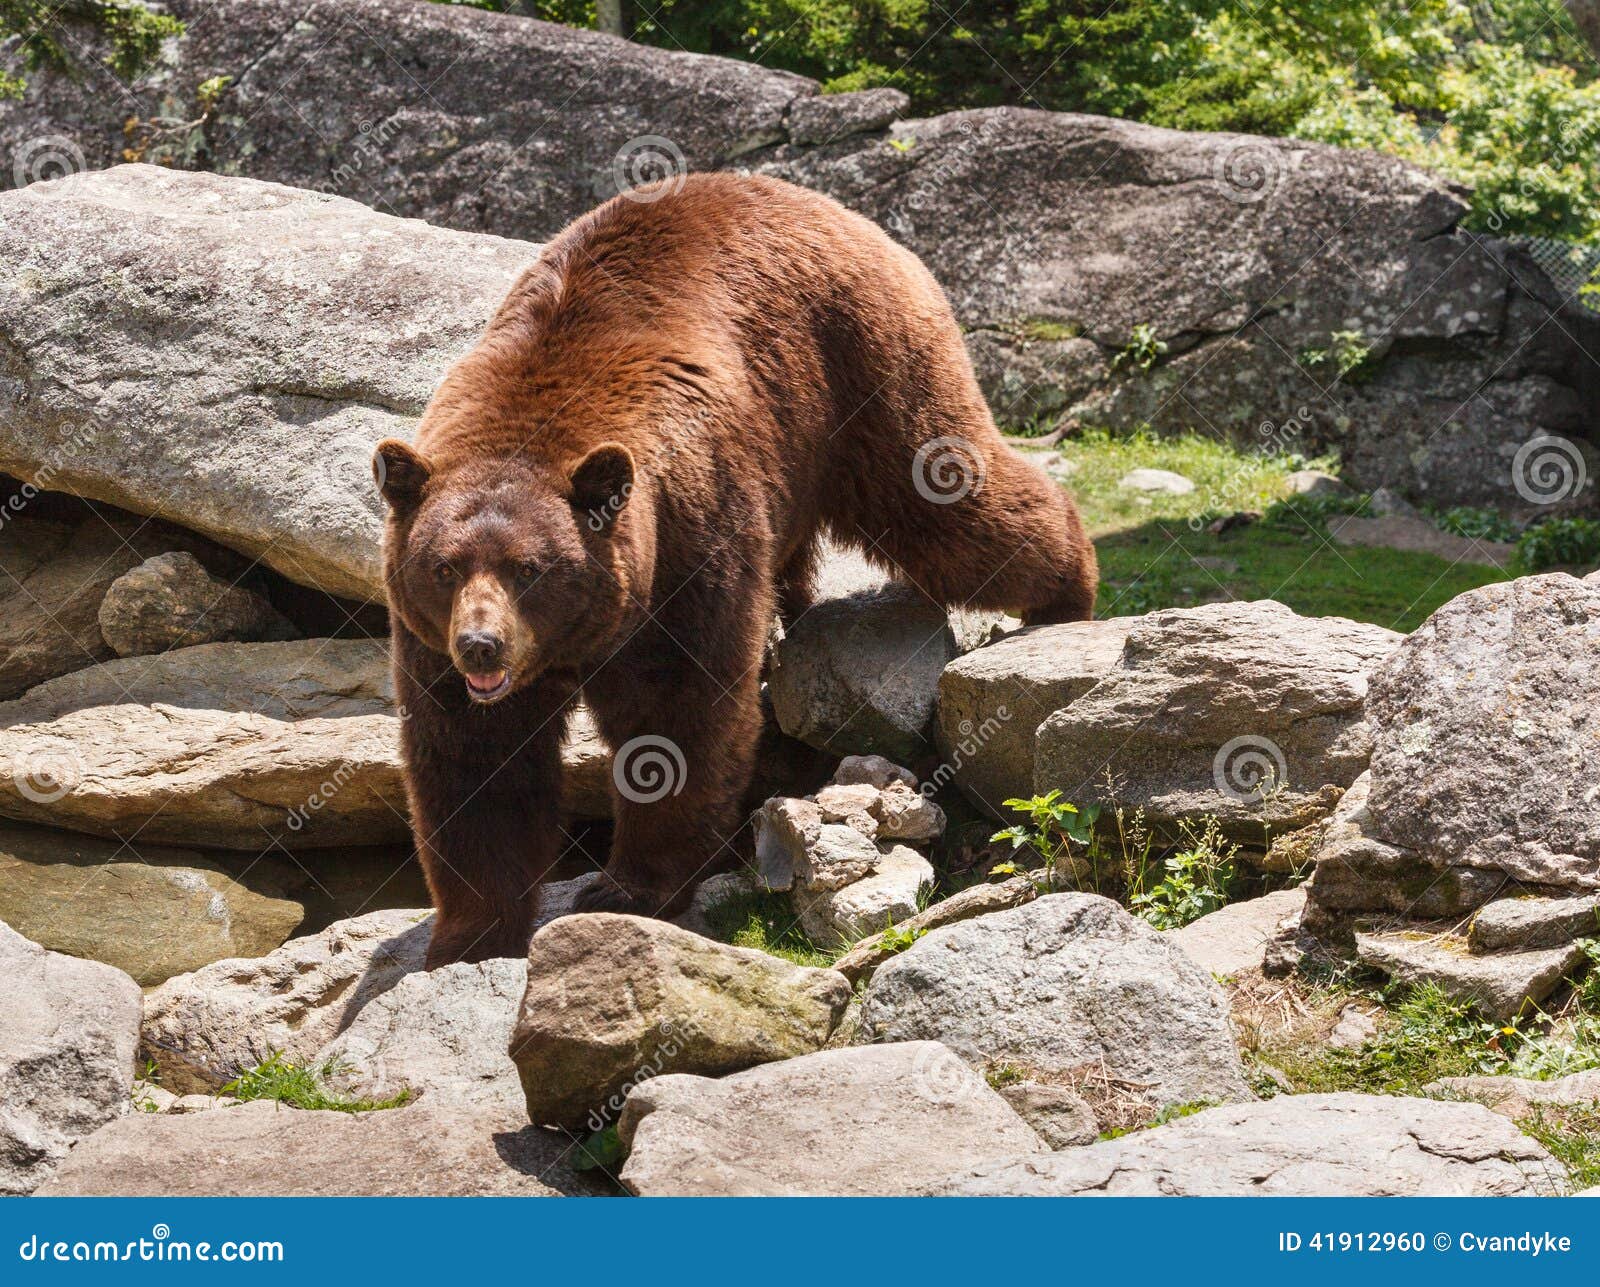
1119,468,1195,495
1328,513,1514,569
794,843,934,946
813,782,882,833
1355,930,1586,1022
858,893,1252,1114
1327,1006,1380,1051
36,1100,598,1197
0,639,409,849
934,619,1134,819
830,754,917,789
1035,601,1399,842
316,958,529,1114
1363,575,1600,889
510,914,852,1130
1168,887,1308,978
924,1093,1565,1196
997,1081,1100,1148
769,579,1000,762
1470,895,1600,952
866,780,946,841
1283,469,1348,497
98,552,292,656
618,1041,1044,1196
140,908,433,1093
752,797,878,893
833,876,1039,983
0,164,535,602
0,824,308,985
1431,1069,1600,1118
787,88,908,145
0,920,141,1194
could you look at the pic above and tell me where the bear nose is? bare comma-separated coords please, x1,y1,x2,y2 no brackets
455,630,504,671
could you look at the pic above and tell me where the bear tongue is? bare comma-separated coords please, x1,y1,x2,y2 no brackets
466,669,508,694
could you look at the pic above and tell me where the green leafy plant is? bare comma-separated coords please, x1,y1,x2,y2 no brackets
1424,505,1522,543
876,920,926,954
1515,517,1600,573
1298,329,1376,382
1112,323,1168,373
1129,817,1238,929
221,1051,412,1113
992,790,1099,889
0,0,182,98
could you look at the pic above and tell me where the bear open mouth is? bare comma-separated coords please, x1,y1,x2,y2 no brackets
464,668,511,703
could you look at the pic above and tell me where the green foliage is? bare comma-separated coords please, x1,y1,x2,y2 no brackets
1112,323,1168,373
572,1124,624,1172
876,919,926,953
1257,490,1368,536
1424,505,1522,543
1515,516,1600,573
0,0,182,97
702,883,836,967
992,790,1098,887
221,1051,412,1113
1129,817,1238,929
1298,330,1375,384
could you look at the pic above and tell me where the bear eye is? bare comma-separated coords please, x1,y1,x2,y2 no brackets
433,561,456,584
515,560,542,583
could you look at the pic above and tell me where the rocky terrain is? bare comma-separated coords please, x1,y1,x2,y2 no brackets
1,0,1598,1201
4,0,1597,511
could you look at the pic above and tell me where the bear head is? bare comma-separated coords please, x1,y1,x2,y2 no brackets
372,438,642,705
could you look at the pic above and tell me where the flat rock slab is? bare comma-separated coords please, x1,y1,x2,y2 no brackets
1470,894,1600,952
512,914,852,1129
0,164,538,601
141,908,434,1093
1169,887,1308,978
0,920,142,1195
36,1101,598,1197
924,1093,1566,1196
0,824,308,984
618,1041,1044,1196
833,876,1039,983
1329,514,1514,569
1035,600,1399,842
934,619,1134,820
1355,930,1587,1022
857,893,1252,1115
0,639,407,849
1431,1070,1600,1118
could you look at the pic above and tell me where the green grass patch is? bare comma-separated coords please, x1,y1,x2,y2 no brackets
1521,1107,1600,1190
701,884,837,968
1027,428,1513,632
222,1052,412,1113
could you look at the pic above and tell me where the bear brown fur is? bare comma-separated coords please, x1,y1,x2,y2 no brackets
375,172,1096,968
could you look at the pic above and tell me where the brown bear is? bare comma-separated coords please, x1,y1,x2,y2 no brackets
375,172,1096,968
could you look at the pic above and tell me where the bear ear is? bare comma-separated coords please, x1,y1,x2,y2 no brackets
373,439,431,515
569,443,635,527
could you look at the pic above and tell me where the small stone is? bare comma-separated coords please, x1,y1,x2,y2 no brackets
869,781,946,841
813,782,880,833
617,1041,1044,1196
753,797,877,892
1119,468,1195,495
831,754,917,790
1283,469,1349,497
997,1081,1099,1148
1355,930,1587,1022
1327,1005,1379,1051
97,551,292,656
1431,1069,1600,1118
795,843,934,946
510,914,852,1130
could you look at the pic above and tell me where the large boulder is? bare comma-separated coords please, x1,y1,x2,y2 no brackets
0,164,535,602
315,959,528,1114
934,619,1134,819
0,639,408,848
758,111,1599,508
857,893,1252,1116
511,914,853,1130
923,1093,1566,1196
618,1042,1044,1196
97,552,291,657
0,824,308,985
0,920,142,1195
140,908,433,1093
36,1100,598,1197
1300,576,1600,1005
1034,601,1400,842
